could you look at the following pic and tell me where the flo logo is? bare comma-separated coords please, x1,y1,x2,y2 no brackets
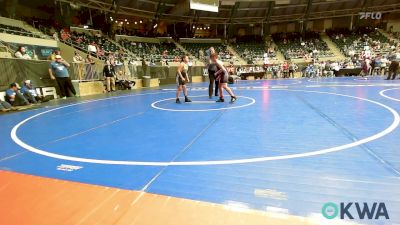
322,202,389,220
359,12,382,19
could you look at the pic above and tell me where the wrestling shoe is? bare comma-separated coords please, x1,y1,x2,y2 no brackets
230,96,237,103
216,98,225,102
185,97,192,102
176,98,181,104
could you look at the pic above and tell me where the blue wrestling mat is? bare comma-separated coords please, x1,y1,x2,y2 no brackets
1,77,400,224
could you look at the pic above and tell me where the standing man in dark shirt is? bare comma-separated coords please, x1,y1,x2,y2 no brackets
141,58,148,76
103,60,116,92
207,47,219,99
386,51,400,80
49,54,76,99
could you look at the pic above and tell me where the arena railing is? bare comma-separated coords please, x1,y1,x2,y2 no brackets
0,57,57,91
0,27,49,39
0,40,13,55
0,57,208,90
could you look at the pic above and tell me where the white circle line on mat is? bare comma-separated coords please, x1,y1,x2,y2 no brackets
10,89,400,166
151,95,256,112
380,88,400,102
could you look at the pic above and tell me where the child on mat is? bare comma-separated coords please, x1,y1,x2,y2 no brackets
175,55,192,103
210,53,237,103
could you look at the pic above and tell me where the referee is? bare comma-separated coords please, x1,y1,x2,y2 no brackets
207,47,219,98
386,50,399,80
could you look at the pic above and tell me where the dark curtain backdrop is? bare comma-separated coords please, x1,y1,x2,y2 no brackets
0,58,207,90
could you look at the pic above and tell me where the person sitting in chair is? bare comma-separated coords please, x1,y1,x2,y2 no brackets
5,83,30,106
14,46,32,60
0,100,14,112
20,80,50,103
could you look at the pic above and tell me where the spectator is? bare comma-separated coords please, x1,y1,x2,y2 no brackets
73,51,84,63
73,51,85,80
0,100,13,112
141,58,148,76
14,46,32,59
20,80,38,104
374,54,382,75
381,56,388,75
288,62,298,78
5,83,29,106
107,52,115,63
48,50,61,61
282,61,289,78
88,42,97,56
128,58,138,78
49,54,76,99
85,54,96,80
97,47,105,58
53,31,59,41
20,80,50,103
103,60,116,92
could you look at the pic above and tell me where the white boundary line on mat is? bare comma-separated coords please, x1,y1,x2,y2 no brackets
10,89,400,166
380,88,400,102
151,95,256,112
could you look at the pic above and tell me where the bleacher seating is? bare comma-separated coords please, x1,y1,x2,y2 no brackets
0,24,41,38
119,39,184,62
182,43,232,62
235,43,264,59
327,27,391,57
232,35,275,62
64,31,125,59
273,32,333,59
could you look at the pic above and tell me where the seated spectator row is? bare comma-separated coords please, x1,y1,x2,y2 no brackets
0,81,54,112
233,42,276,63
231,35,275,62
182,43,232,62
119,39,185,62
273,31,333,59
327,27,392,57
62,30,125,59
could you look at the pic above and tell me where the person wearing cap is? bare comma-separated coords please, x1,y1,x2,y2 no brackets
20,80,50,103
5,83,29,106
48,50,61,61
20,80,38,104
49,55,76,99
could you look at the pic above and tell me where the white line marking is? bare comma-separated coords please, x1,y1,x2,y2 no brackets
10,89,400,166
266,206,289,214
188,101,216,104
151,95,256,112
379,88,400,102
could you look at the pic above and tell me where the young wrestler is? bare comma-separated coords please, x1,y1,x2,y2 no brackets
176,55,192,103
210,53,237,103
